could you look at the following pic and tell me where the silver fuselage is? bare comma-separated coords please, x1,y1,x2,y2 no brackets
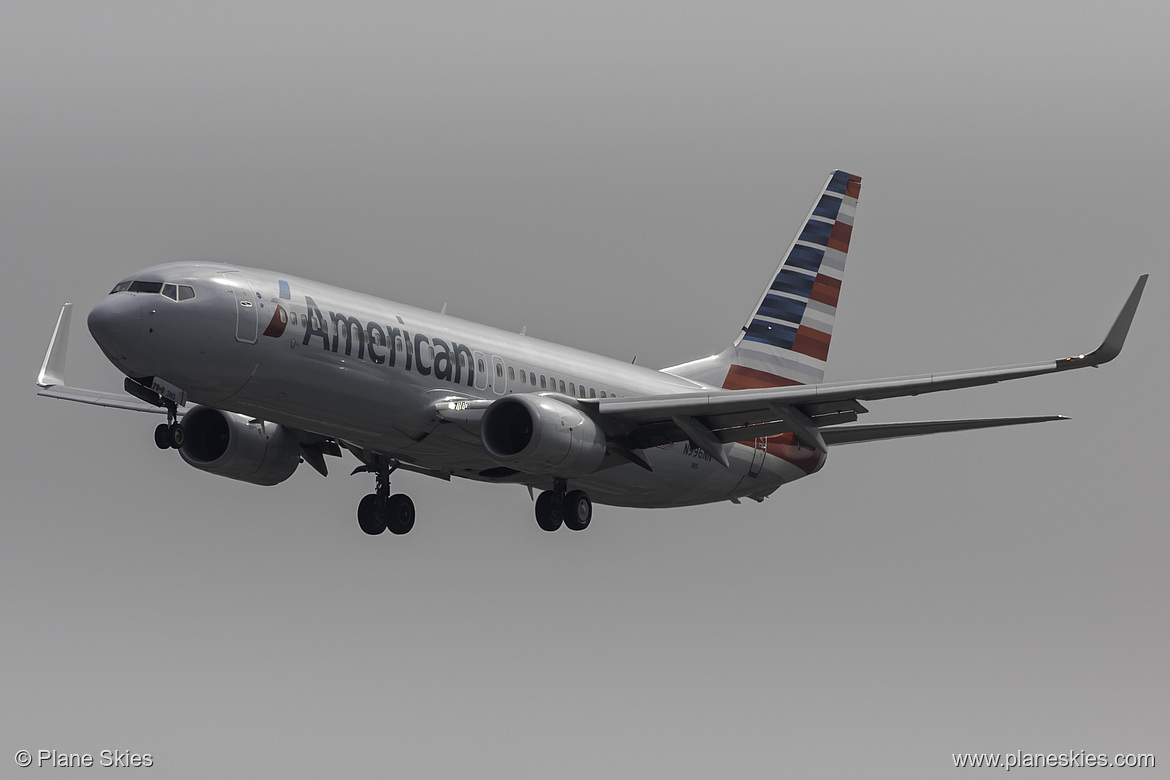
88,262,824,507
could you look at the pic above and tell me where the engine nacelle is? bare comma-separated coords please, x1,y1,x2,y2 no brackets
480,395,607,477
179,406,300,486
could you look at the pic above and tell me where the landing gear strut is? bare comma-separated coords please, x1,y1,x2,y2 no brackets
535,479,592,532
356,458,415,536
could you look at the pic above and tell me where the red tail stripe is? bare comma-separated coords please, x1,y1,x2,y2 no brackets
722,364,804,390
809,274,841,307
791,325,831,361
826,222,853,253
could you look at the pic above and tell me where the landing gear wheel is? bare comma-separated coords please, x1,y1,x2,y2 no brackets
167,423,184,449
535,491,563,532
563,490,592,531
154,423,171,450
357,493,385,535
383,494,416,535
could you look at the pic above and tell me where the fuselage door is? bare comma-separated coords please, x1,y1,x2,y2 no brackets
491,355,506,395
225,272,258,344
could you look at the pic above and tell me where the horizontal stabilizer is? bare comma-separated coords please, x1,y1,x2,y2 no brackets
821,415,1068,445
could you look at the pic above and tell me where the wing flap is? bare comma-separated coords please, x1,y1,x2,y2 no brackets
821,416,1069,445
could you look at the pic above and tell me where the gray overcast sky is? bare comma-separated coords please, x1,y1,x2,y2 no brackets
3,2,1166,777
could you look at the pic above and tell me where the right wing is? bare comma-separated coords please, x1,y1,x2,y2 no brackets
590,276,1148,462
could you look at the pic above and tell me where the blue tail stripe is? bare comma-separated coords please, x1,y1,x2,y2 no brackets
825,170,852,195
798,220,833,246
812,194,843,220
770,268,817,298
785,245,825,273
744,320,798,348
756,294,807,324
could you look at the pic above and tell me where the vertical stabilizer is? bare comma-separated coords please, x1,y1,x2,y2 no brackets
663,170,861,389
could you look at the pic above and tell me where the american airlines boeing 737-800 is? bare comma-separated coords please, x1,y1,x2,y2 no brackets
36,171,1147,535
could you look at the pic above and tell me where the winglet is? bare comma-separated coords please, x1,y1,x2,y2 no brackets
1081,275,1148,365
37,303,72,388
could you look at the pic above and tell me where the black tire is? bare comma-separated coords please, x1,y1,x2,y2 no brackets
154,423,171,450
167,423,185,449
357,493,385,535
563,490,592,531
535,491,562,532
384,494,416,535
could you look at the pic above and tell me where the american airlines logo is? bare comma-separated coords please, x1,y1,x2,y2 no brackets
278,296,479,386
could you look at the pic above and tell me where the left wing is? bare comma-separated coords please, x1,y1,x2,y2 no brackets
37,303,174,415
591,276,1147,461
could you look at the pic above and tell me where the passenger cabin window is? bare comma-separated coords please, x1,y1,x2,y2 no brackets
559,380,566,394
496,363,503,378
589,388,596,398
508,367,515,381
540,376,547,389
568,382,575,396
478,358,485,373
519,369,526,384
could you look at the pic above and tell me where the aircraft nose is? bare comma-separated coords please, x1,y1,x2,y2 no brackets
88,293,143,363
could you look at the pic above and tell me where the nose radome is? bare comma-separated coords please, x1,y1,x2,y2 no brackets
88,294,143,364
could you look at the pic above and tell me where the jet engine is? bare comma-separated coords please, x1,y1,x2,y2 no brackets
179,406,300,486
480,394,608,477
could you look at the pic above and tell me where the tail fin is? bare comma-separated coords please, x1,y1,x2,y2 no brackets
664,169,861,389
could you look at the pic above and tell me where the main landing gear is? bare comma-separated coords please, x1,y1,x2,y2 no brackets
356,458,415,536
535,478,592,532
153,400,183,449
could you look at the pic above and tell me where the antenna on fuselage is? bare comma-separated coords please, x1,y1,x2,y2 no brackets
519,326,527,336
440,303,447,315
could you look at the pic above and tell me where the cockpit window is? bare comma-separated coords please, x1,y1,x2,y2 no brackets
111,280,196,301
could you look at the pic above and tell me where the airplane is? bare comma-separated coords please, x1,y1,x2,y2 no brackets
35,170,1147,536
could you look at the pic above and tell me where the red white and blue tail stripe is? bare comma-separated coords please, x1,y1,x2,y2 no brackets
722,169,861,389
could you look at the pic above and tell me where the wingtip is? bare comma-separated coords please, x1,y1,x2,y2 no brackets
1082,275,1147,366
36,303,73,388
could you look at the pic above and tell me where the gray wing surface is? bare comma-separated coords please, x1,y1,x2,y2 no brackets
590,276,1147,459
